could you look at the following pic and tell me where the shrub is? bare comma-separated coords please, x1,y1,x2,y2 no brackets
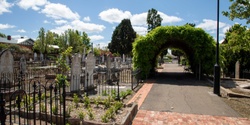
73,93,79,107
78,111,85,119
87,108,94,120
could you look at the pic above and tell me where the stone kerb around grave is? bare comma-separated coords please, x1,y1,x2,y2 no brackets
0,49,14,87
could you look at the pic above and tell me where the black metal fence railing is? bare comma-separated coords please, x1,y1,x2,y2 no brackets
0,66,142,125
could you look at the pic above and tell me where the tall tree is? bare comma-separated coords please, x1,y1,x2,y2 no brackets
108,19,136,56
0,32,6,38
223,0,250,24
221,24,250,76
185,23,196,27
147,8,163,32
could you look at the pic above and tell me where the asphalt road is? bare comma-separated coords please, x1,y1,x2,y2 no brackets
140,63,240,117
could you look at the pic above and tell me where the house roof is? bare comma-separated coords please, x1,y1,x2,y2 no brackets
17,38,35,46
0,37,17,44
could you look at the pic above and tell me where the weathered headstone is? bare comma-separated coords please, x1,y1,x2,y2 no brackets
70,53,82,92
0,50,14,86
85,52,96,88
106,55,111,80
40,53,44,61
102,55,105,63
34,52,37,61
235,61,240,79
20,54,26,74
82,47,86,62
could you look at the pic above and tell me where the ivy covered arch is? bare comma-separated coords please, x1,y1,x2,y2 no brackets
132,25,216,78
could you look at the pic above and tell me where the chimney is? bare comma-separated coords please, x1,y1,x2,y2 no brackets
7,35,11,40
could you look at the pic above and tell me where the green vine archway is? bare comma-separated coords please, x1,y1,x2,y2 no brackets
132,25,216,79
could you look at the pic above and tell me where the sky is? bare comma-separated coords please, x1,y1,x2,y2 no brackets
0,0,249,48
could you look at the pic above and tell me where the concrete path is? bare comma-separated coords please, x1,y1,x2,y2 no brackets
130,63,250,124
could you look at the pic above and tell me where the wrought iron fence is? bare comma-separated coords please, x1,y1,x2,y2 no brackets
0,67,142,125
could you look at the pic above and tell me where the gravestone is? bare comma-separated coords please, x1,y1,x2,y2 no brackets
85,52,96,88
0,50,14,86
102,55,105,64
40,53,43,61
20,54,26,74
82,47,86,62
70,53,82,92
235,61,240,79
106,55,111,80
34,52,37,61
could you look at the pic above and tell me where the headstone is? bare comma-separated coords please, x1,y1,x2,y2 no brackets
82,47,86,62
122,54,125,63
20,54,26,74
0,50,14,86
235,61,240,79
102,55,104,63
106,55,111,80
85,52,96,88
34,52,37,61
40,53,44,61
70,53,82,92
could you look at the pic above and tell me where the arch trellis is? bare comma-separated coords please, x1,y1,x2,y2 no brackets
132,25,216,79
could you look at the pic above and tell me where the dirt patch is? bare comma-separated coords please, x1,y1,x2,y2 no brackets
223,97,250,119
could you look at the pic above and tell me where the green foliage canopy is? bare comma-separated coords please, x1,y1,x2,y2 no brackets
147,8,163,32
133,25,215,78
223,0,250,24
220,24,250,75
108,19,136,56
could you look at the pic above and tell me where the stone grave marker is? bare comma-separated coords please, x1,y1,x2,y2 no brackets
20,54,26,74
34,52,37,61
40,53,43,61
85,52,96,88
0,50,14,86
70,53,82,92
235,61,240,79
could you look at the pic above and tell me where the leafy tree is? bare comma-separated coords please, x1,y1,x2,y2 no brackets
221,24,250,77
108,19,136,56
185,23,196,27
0,32,6,38
33,28,55,60
171,48,185,64
57,29,91,53
223,0,250,24
147,8,163,32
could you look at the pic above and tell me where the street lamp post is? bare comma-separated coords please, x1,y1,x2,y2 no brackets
214,0,220,95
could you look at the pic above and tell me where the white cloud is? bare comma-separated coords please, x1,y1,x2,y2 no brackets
41,3,80,20
0,23,15,29
89,35,104,41
43,20,50,24
12,35,28,39
0,0,13,14
50,25,73,34
55,20,67,25
158,12,182,24
99,8,132,23
17,29,26,33
17,0,48,11
133,26,147,35
83,16,91,22
51,20,105,34
131,12,147,26
197,19,227,31
71,20,105,33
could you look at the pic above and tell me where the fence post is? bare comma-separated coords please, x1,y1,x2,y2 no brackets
62,80,66,125
0,93,6,125
33,81,37,125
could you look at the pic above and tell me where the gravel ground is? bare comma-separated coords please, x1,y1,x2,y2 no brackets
223,97,250,119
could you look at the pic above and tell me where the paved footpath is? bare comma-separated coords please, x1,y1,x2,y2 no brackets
129,63,250,125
